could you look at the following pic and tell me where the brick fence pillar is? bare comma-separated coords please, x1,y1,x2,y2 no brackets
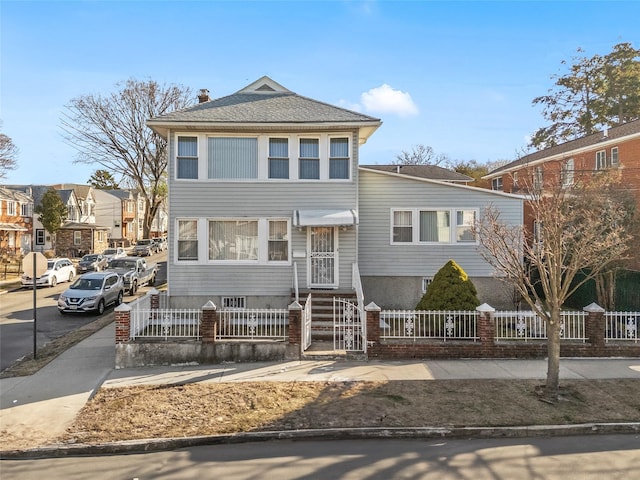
201,301,218,344
476,303,496,354
288,301,302,354
365,302,381,351
149,288,160,310
584,302,606,349
115,303,132,344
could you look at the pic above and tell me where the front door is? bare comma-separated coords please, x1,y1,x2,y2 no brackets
308,227,338,288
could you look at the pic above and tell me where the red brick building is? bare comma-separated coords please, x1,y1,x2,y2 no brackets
484,119,640,269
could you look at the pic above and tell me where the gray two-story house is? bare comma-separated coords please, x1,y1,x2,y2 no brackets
148,76,523,310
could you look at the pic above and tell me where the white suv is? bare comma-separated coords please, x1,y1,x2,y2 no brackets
22,257,76,287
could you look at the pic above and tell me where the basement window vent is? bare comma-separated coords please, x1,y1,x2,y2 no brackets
422,277,433,294
222,296,246,310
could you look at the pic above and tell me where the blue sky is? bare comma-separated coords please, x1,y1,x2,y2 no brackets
2,0,639,185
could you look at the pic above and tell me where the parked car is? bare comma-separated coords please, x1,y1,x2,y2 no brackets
106,256,158,295
21,257,76,288
102,247,126,261
77,253,108,273
133,239,156,256
57,271,124,315
152,237,167,252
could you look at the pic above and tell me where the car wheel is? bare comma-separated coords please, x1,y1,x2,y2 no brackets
50,276,57,287
68,272,74,282
96,299,105,315
149,274,156,286
116,291,123,306
130,281,137,295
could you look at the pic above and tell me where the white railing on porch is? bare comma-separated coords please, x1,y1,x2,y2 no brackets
293,261,300,303
380,310,478,340
217,308,289,340
605,312,639,342
352,263,367,353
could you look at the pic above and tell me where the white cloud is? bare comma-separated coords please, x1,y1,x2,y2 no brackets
360,84,419,117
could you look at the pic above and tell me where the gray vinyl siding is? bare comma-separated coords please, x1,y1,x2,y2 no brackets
358,169,523,278
167,131,359,299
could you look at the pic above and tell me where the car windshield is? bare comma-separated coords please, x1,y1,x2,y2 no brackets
70,278,102,290
137,240,151,246
47,261,54,269
103,249,116,255
110,260,136,269
82,255,98,262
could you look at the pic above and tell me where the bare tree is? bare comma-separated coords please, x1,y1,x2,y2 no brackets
61,79,193,237
476,170,632,401
394,144,449,166
0,123,19,179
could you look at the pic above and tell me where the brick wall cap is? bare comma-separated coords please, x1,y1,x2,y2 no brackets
365,302,381,311
202,300,217,310
476,303,496,313
583,302,605,313
148,288,160,295
288,301,302,310
115,303,132,312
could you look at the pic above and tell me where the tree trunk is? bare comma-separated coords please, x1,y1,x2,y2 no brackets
545,315,562,400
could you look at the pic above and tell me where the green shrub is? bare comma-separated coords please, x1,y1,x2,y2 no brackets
416,260,480,310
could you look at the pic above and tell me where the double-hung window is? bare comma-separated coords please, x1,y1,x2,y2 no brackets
533,166,543,190
610,147,619,167
561,158,574,187
596,150,607,170
491,177,503,191
392,210,413,243
268,220,289,261
299,138,320,179
419,210,450,243
209,220,258,261
329,137,350,179
177,220,198,261
177,136,198,179
6,201,16,216
268,138,289,179
73,231,81,245
208,137,258,179
456,210,477,242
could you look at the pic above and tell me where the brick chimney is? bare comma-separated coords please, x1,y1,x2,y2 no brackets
198,89,210,103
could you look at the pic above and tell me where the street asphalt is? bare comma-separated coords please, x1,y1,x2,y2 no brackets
1,321,639,458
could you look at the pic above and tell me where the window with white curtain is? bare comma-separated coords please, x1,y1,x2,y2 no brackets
268,220,289,261
208,137,258,179
419,210,450,243
177,220,198,261
329,137,349,179
209,220,259,261
268,138,289,179
177,136,198,179
299,138,320,179
392,210,413,243
561,158,574,187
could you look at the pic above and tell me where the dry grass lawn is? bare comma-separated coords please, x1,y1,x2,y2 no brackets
63,379,640,444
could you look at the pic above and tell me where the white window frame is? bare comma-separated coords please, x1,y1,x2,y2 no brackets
596,150,607,170
422,277,433,294
561,158,574,187
268,219,290,263
207,136,259,180
176,135,199,180
6,201,16,216
328,136,351,180
491,177,503,191
20,203,31,217
73,231,82,246
268,137,290,180
390,208,479,245
533,166,543,190
298,137,321,180
176,218,199,262
611,147,619,167
221,296,246,310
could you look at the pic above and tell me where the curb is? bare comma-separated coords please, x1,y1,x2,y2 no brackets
2,422,639,459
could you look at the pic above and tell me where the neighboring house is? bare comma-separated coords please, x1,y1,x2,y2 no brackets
0,186,32,256
483,119,640,268
56,221,110,258
98,189,137,246
358,166,523,309
147,76,523,310
53,184,96,224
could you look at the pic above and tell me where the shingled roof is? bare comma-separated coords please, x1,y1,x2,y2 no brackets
147,76,382,144
485,119,640,178
361,164,473,183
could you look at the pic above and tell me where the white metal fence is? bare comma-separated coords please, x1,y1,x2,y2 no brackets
494,310,586,342
380,310,479,340
131,307,201,340
605,312,639,342
302,293,312,351
217,308,289,340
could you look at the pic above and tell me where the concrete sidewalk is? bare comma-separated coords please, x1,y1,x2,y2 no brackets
1,322,640,451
